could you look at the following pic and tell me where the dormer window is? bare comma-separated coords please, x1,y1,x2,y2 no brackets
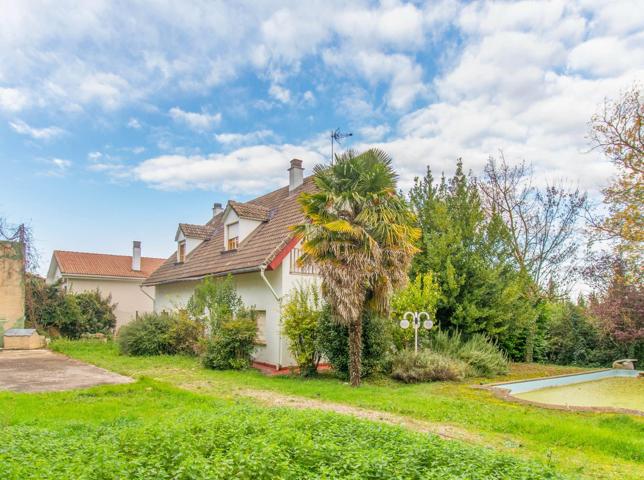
227,222,239,250
177,240,186,263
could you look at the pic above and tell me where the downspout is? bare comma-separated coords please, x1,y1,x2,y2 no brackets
139,284,155,302
260,265,283,370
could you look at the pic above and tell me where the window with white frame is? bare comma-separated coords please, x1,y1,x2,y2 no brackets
177,240,186,263
227,222,239,250
289,247,317,274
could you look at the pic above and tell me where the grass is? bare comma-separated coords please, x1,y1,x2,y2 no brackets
1,380,563,479
40,340,644,479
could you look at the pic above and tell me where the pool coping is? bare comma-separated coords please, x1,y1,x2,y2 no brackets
476,369,643,417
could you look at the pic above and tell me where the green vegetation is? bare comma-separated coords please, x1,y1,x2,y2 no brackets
201,310,257,370
117,311,202,356
51,340,644,480
25,278,116,338
0,379,564,480
391,349,469,382
281,283,324,376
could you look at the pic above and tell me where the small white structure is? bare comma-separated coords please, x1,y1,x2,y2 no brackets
47,243,165,329
144,159,320,368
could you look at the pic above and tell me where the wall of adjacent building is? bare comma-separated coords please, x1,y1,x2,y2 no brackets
65,277,155,330
0,241,25,346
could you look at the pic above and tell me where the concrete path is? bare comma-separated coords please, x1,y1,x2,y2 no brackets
0,349,133,393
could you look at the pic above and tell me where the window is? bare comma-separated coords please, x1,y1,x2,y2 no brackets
177,240,186,263
255,310,267,344
227,222,239,250
289,247,317,274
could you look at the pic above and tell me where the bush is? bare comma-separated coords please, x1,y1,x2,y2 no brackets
458,334,508,376
201,309,257,370
391,350,469,383
117,312,176,356
318,306,392,379
168,311,204,356
282,284,323,376
187,275,243,331
25,278,116,339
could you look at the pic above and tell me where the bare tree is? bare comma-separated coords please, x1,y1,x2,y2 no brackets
479,153,588,294
0,217,39,272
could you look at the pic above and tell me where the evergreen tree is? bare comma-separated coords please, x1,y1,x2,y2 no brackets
410,160,535,358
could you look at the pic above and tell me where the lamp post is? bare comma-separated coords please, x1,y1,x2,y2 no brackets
399,311,434,354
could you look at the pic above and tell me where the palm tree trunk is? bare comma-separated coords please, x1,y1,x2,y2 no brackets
348,318,362,387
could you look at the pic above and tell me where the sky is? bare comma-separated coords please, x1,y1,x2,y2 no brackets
0,0,642,275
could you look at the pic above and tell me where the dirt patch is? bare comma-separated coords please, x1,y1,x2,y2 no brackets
236,388,480,442
0,349,133,393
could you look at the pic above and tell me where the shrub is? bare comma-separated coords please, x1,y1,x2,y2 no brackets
391,350,469,383
458,334,508,376
25,278,116,339
117,312,176,356
282,283,323,376
187,275,243,331
318,307,392,379
201,309,257,370
168,311,204,356
74,290,117,337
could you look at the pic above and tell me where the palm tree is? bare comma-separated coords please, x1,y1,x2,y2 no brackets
294,149,419,386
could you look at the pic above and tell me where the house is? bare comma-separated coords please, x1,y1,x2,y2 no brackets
144,159,320,369
46,242,165,329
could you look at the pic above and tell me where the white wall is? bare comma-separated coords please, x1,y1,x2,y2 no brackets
65,277,155,330
152,242,320,368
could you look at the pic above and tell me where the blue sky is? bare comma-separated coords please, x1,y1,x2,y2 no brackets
0,0,642,274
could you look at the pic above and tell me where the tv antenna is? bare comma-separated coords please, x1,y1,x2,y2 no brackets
330,128,353,164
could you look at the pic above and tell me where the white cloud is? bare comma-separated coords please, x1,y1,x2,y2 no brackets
169,107,222,131
134,144,324,193
215,129,275,146
268,84,291,103
9,119,64,140
127,117,141,129
358,124,390,142
0,87,29,112
43,158,72,177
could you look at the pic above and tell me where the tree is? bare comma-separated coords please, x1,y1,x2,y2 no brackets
295,149,419,386
585,254,643,360
479,154,588,293
0,218,38,272
410,160,534,359
588,85,643,260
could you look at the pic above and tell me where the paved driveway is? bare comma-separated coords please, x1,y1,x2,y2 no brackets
0,349,133,393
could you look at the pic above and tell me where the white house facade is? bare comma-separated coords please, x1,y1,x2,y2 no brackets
144,159,320,368
47,243,165,329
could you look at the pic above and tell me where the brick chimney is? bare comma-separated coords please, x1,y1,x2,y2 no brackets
212,202,223,217
288,158,304,192
132,241,141,271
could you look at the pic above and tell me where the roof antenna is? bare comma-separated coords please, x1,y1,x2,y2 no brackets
331,128,353,164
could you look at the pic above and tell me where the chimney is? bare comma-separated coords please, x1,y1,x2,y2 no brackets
132,241,141,271
288,158,304,192
212,202,223,217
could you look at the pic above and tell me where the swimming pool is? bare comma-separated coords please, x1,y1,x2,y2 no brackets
489,369,643,414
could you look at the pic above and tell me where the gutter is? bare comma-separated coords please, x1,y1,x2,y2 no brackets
260,265,283,370
139,284,155,302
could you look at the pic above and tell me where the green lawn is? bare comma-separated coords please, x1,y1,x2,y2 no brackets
13,340,643,479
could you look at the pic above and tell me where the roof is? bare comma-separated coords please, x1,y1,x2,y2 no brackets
144,177,315,286
178,223,216,240
228,200,271,221
54,251,166,279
